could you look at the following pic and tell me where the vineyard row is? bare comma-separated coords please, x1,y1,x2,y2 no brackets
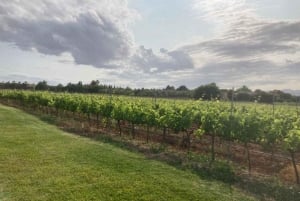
0,90,299,184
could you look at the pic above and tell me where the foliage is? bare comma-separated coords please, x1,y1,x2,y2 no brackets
1,89,300,183
0,104,256,201
194,83,220,100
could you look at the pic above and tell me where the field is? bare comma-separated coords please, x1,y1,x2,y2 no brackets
0,104,257,201
0,90,300,200
0,91,299,173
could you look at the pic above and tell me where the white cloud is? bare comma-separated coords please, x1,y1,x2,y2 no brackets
176,0,300,90
192,0,256,30
0,0,195,73
130,46,194,73
0,0,137,68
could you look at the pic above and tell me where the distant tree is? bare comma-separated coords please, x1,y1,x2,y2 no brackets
254,89,273,103
76,81,84,93
236,85,252,93
21,81,33,89
165,85,175,90
56,84,64,92
89,80,100,93
270,90,293,102
176,85,188,91
66,83,76,93
35,81,48,91
194,83,220,100
235,86,253,102
90,80,99,86
220,89,230,100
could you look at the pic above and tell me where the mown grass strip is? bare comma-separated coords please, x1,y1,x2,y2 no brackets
0,104,255,201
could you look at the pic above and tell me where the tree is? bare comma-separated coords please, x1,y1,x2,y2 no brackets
254,89,273,103
176,85,188,91
235,86,253,102
90,80,100,86
165,85,175,90
270,90,293,102
89,80,100,93
236,85,252,93
35,81,48,91
56,84,64,92
194,83,220,100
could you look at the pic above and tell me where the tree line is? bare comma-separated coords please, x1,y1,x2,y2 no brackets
0,80,299,103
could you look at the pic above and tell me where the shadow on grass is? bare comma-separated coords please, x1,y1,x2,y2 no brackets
95,134,236,182
237,177,300,201
39,115,57,124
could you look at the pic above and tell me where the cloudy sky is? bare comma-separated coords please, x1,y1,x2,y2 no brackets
0,0,299,91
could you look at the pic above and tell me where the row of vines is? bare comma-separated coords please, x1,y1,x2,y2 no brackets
0,90,299,184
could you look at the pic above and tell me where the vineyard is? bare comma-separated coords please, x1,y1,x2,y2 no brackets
0,90,299,184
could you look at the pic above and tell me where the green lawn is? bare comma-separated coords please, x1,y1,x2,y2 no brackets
0,104,256,201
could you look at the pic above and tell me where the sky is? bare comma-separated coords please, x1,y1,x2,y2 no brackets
0,0,299,92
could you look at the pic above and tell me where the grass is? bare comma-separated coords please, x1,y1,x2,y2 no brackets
0,104,256,201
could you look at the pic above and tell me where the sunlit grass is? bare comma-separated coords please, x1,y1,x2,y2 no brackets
0,104,255,201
